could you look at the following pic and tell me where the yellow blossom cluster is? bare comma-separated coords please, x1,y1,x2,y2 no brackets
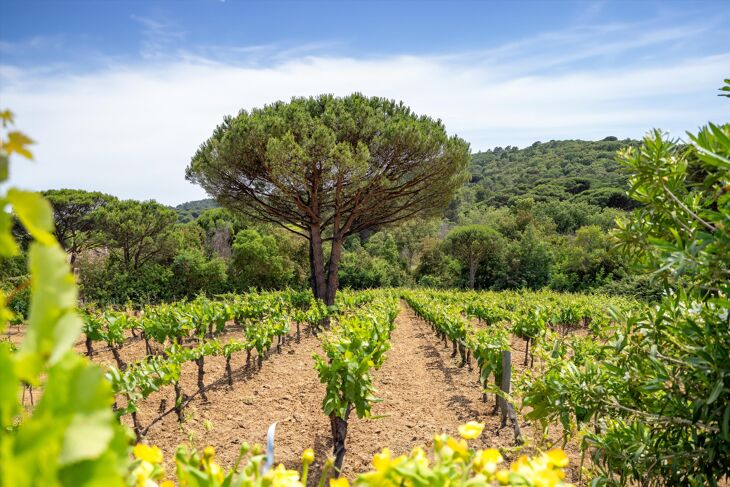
356,422,572,487
130,423,570,487
130,444,173,487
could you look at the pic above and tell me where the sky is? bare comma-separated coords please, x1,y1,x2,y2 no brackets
1,0,728,205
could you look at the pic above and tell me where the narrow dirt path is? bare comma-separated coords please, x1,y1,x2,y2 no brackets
342,301,522,477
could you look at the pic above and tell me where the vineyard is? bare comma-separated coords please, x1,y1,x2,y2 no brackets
6,282,644,484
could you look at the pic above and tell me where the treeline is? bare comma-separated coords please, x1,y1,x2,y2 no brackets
1,138,660,310
2,189,310,308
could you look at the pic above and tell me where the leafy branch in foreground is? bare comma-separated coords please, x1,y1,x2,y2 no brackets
521,110,730,482
0,110,130,486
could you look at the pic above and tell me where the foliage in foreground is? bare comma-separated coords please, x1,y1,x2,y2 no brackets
0,111,131,485
521,118,730,482
130,422,572,487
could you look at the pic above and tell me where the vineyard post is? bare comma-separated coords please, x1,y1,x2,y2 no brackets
500,350,523,444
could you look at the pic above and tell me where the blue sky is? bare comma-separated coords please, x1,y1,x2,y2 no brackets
1,0,728,204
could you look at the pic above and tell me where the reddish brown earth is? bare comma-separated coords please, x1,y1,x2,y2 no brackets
8,302,585,484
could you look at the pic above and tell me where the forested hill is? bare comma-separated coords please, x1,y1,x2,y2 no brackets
175,198,218,222
465,137,639,210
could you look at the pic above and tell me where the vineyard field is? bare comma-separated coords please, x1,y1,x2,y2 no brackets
6,289,631,484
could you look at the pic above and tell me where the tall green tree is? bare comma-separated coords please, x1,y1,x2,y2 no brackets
444,225,503,289
94,199,176,271
230,229,292,289
187,93,469,304
511,224,552,289
41,189,114,265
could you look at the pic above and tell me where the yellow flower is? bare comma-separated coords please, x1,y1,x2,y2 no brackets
372,448,392,471
330,478,350,487
473,448,504,475
458,421,485,440
510,455,532,476
545,449,569,468
301,448,315,464
531,467,563,487
262,464,302,487
496,469,511,484
409,446,429,469
208,461,224,483
160,481,175,487
445,437,469,458
134,444,164,464
131,461,154,486
372,448,406,472
203,446,216,460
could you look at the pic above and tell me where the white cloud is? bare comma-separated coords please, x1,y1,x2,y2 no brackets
1,31,728,205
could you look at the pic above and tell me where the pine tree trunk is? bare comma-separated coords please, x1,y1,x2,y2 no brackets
325,236,344,307
468,260,477,289
309,226,328,302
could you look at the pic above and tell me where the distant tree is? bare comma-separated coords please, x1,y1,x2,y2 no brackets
187,93,469,305
94,199,177,271
194,207,249,259
550,225,622,291
42,189,114,265
170,249,227,298
230,229,292,289
172,222,207,253
415,237,461,288
389,218,440,270
512,224,552,289
338,238,393,289
444,225,503,289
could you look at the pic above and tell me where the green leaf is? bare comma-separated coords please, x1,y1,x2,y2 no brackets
20,243,82,366
0,343,19,426
7,188,55,245
707,379,724,405
59,410,115,465
0,205,19,256
0,153,8,182
4,130,35,159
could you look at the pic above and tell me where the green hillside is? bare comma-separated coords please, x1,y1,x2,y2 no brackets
175,198,218,222
466,137,639,210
